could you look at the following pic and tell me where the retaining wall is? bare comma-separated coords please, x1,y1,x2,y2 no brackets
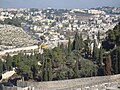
17,74,120,90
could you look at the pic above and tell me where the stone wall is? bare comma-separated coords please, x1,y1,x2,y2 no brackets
2,86,17,90
17,74,120,90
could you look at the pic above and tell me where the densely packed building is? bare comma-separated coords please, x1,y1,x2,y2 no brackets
0,7,119,50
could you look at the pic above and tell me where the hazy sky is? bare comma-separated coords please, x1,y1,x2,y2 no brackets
0,0,120,9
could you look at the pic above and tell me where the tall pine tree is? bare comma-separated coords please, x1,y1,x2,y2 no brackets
6,54,12,71
72,32,80,51
92,39,99,63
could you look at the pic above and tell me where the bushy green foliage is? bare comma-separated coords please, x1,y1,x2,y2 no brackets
80,60,97,77
1,41,98,81
103,22,120,50
103,22,120,74
4,25,120,81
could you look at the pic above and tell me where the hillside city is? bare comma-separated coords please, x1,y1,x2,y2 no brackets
0,7,119,50
0,6,120,90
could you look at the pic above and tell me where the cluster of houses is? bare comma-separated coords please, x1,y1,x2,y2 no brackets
0,7,119,55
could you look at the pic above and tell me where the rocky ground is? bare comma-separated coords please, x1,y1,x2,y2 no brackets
71,82,120,90
0,24,38,50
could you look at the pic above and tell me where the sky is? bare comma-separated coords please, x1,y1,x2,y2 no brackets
0,0,120,9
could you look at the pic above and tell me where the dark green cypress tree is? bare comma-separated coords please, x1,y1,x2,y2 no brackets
72,31,80,51
67,38,71,60
0,60,3,74
6,54,12,71
72,31,84,52
74,60,79,78
92,39,99,63
115,47,119,74
92,40,96,60
99,47,103,66
3,62,7,71
42,57,53,81
48,58,52,81
97,47,104,76
108,30,116,45
97,31,100,41
73,51,80,78
68,38,71,55
118,47,120,73
79,33,84,50
84,35,91,58
42,58,48,81
31,64,37,80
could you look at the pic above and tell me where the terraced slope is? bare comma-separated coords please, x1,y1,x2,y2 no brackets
0,24,38,48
